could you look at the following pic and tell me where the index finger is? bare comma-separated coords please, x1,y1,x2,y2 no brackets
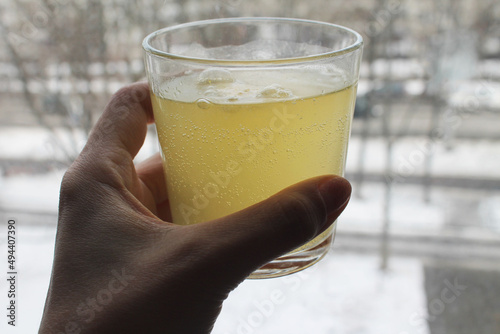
86,82,154,161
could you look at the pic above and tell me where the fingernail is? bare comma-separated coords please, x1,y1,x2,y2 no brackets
318,176,352,215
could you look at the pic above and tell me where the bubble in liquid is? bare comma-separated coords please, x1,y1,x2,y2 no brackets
196,98,211,109
197,68,234,85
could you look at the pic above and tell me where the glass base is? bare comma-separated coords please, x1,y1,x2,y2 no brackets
248,222,337,279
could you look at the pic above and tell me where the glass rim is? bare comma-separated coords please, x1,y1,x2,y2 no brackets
142,17,363,65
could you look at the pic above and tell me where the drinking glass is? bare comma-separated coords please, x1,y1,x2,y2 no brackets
143,17,363,278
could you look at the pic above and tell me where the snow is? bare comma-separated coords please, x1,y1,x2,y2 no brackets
213,252,428,334
341,183,446,234
0,225,55,334
430,140,500,178
0,126,86,162
346,136,500,179
369,58,426,80
0,171,63,213
0,125,158,163
0,223,429,334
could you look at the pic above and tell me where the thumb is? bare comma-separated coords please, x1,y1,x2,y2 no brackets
190,175,351,281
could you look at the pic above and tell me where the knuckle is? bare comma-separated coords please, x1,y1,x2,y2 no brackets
59,166,88,205
113,85,135,102
59,159,110,205
111,84,147,107
107,86,136,113
58,164,111,229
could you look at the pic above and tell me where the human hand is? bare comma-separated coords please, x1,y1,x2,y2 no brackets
39,82,351,334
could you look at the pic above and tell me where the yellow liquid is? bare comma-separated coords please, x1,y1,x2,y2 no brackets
151,69,356,228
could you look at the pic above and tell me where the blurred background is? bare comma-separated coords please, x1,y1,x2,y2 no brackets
0,0,499,333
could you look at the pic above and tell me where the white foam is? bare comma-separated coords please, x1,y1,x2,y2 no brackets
257,83,293,99
158,67,352,104
197,68,234,85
